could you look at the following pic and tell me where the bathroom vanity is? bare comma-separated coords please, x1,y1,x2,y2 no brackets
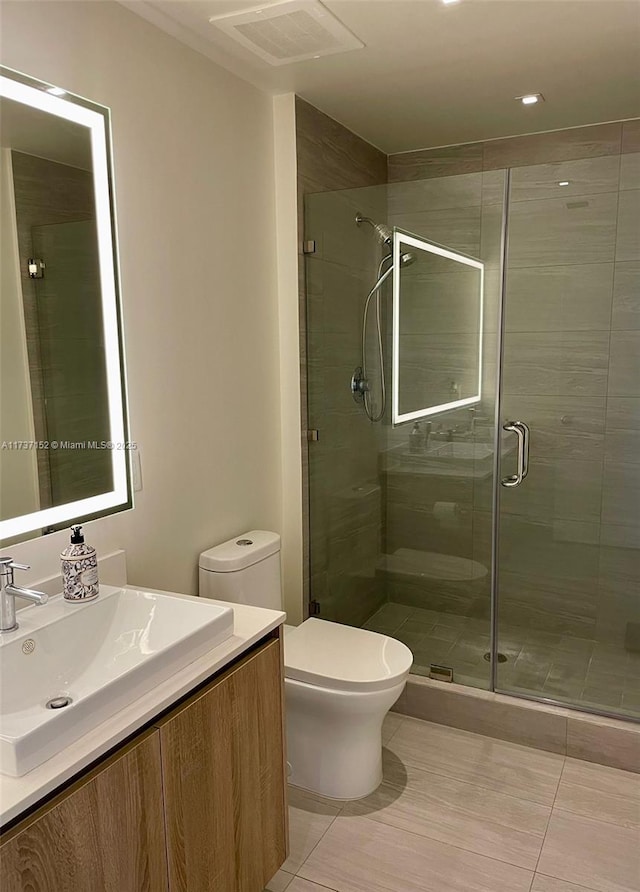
0,597,288,892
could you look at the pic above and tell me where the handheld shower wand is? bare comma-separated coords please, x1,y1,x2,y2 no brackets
353,214,416,422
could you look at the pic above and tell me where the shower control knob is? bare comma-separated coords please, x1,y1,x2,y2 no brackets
351,367,369,401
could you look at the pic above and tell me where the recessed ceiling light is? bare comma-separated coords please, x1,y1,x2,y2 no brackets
558,181,570,186
46,86,66,96
516,93,544,106
442,0,461,4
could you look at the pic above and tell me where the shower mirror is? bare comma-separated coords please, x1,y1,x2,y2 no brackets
392,229,484,426
0,66,131,543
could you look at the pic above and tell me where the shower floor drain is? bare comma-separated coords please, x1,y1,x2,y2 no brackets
46,696,73,709
483,652,508,663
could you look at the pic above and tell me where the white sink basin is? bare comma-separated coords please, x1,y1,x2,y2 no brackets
0,585,234,776
431,442,494,462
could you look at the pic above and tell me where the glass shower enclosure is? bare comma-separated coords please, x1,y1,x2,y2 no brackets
305,152,640,721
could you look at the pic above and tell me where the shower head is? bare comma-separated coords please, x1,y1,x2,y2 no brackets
373,222,393,246
356,215,418,267
355,213,393,246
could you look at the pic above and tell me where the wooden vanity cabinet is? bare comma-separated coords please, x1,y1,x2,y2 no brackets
0,731,168,892
0,634,288,892
159,637,287,891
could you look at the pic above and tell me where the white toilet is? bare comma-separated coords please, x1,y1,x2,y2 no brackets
199,530,413,800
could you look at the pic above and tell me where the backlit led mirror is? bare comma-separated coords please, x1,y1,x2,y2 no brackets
392,229,484,426
0,67,131,543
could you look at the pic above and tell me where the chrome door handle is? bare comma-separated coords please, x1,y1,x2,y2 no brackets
501,421,530,488
520,421,530,480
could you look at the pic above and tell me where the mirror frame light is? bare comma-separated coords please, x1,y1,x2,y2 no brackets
392,229,484,426
0,67,132,541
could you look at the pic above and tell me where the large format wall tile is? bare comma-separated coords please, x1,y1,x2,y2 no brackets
479,201,506,268
605,430,640,464
503,332,610,397
306,187,386,271
611,261,640,330
296,97,387,191
599,536,640,600
619,152,640,191
388,123,629,184
388,142,484,182
305,256,370,334
602,462,640,527
387,173,482,213
507,192,618,268
502,460,604,524
501,395,605,462
509,156,620,203
608,331,640,396
622,120,640,153
389,204,482,257
482,123,622,171
505,264,614,332
606,397,640,431
600,523,640,549
398,268,483,335
615,189,640,261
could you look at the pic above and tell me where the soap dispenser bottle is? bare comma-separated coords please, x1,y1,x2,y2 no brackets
61,525,99,602
409,422,424,454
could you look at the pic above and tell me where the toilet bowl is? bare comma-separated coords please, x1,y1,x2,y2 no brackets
284,618,412,799
199,531,413,800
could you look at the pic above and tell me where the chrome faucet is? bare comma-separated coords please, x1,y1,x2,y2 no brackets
0,558,48,633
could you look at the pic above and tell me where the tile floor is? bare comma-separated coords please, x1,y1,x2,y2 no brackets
362,602,640,717
265,713,640,892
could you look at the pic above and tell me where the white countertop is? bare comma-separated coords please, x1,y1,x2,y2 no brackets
0,591,285,828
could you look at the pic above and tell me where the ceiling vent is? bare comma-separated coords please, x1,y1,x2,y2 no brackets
208,0,365,67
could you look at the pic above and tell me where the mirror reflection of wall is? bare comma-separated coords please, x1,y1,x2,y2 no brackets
392,231,483,425
397,252,482,415
0,96,111,525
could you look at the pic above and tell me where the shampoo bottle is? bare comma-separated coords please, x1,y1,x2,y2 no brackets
61,525,99,602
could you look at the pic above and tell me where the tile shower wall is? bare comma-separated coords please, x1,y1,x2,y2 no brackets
11,151,107,511
301,107,639,702
379,170,504,669
497,149,639,691
384,120,639,701
296,98,387,622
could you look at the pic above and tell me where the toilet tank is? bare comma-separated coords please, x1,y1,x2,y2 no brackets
198,530,282,610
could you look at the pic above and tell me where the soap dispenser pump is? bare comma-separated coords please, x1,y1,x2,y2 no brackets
61,524,99,602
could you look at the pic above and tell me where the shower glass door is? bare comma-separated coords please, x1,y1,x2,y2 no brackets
495,153,640,719
305,169,506,690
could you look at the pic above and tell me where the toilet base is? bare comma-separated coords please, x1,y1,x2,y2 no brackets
284,676,406,800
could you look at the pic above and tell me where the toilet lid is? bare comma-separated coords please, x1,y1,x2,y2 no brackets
284,619,413,693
